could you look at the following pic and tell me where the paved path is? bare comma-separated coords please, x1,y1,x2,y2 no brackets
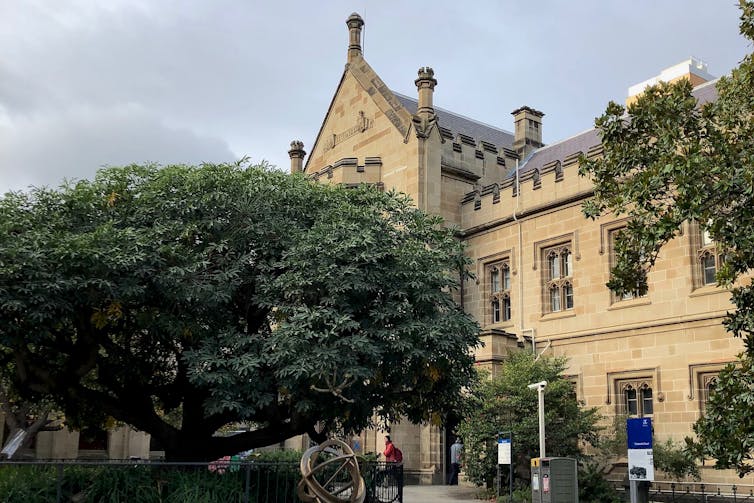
402,484,486,502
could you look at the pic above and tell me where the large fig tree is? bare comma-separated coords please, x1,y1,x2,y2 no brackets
0,162,479,460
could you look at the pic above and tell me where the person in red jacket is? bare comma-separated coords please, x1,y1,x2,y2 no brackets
383,435,397,462
382,435,404,500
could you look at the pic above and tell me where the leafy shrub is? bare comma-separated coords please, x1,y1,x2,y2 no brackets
245,448,302,462
84,465,159,502
496,487,532,503
0,455,401,503
62,465,100,498
245,449,301,499
653,438,700,480
163,469,246,503
0,462,290,503
578,460,621,503
0,465,57,503
458,353,601,488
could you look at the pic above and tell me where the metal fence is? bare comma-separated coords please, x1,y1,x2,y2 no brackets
364,462,403,503
613,480,754,502
0,459,403,503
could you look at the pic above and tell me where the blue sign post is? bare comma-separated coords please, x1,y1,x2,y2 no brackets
627,418,654,503
627,417,653,450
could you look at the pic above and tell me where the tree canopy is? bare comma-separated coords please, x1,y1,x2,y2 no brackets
0,162,480,460
457,352,600,488
579,0,754,476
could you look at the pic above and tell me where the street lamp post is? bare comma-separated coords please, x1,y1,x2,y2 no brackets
527,381,547,459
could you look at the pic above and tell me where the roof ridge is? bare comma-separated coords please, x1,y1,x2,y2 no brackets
392,91,514,136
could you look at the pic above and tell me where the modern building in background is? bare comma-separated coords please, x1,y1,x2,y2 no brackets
291,13,746,484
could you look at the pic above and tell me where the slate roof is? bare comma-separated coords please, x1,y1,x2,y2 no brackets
515,78,721,178
516,128,598,176
393,92,515,148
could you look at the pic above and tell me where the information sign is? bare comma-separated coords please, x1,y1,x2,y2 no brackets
627,417,655,481
497,437,511,465
627,417,653,449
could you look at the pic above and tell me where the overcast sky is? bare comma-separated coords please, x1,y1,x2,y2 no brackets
1,1,750,193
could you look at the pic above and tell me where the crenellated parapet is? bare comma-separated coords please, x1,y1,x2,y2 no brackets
439,128,519,186
309,156,383,182
459,131,603,230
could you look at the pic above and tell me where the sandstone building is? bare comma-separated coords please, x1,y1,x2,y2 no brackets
1,12,747,487
292,13,748,485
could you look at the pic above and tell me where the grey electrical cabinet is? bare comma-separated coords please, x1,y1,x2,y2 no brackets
531,457,578,503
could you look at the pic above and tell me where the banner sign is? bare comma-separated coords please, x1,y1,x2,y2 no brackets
627,417,654,481
627,417,653,449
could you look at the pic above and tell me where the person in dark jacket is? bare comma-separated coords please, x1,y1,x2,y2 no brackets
448,437,463,485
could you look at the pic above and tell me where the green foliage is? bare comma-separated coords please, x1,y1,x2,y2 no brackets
0,465,58,502
691,359,754,476
83,466,159,502
0,463,299,503
456,351,601,488
0,460,400,502
497,487,532,503
241,448,301,492
357,451,380,463
578,460,621,503
579,1,754,477
0,161,480,460
594,414,628,459
245,448,302,462
160,470,246,503
654,439,700,480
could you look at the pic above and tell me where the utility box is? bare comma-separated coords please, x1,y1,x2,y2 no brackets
531,457,578,503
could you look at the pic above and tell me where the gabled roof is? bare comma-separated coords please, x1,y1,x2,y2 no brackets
393,92,515,149
304,69,348,172
304,57,413,173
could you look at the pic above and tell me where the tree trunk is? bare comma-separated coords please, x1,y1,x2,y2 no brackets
0,408,54,458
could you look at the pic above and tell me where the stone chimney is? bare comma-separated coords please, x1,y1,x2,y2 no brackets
346,13,364,63
288,140,306,174
512,106,544,158
414,67,437,118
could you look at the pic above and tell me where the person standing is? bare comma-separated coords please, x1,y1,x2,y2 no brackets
382,435,403,501
383,435,397,462
448,437,463,485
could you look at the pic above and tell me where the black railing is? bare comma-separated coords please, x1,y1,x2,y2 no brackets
363,462,403,503
612,480,754,502
0,459,403,503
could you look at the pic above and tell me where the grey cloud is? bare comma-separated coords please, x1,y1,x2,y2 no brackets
0,103,235,193
0,1,749,188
